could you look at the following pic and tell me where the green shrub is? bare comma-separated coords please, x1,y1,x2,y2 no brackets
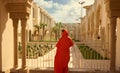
77,44,109,60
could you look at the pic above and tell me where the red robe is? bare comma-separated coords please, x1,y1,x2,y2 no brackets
54,29,73,73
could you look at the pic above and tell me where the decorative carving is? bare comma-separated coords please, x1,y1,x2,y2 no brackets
7,2,31,12
109,0,120,17
10,12,29,19
6,2,31,19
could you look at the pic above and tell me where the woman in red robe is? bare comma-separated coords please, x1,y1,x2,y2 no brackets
54,29,74,73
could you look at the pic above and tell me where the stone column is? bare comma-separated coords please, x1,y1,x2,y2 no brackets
21,18,27,69
40,11,42,24
12,18,19,68
43,13,46,40
44,13,46,24
42,13,44,24
40,12,42,24
95,28,99,40
45,14,47,24
49,18,52,40
110,17,117,71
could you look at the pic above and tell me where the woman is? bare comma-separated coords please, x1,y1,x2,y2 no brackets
54,29,74,73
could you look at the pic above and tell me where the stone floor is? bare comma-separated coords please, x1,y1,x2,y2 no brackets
29,69,120,73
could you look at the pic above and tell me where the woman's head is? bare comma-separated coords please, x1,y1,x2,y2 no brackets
61,29,68,37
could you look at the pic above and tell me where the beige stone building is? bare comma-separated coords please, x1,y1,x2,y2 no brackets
63,23,80,41
80,0,120,71
17,2,55,42
29,3,55,41
0,0,120,73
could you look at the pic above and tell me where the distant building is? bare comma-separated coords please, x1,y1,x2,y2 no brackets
17,3,55,42
63,23,80,41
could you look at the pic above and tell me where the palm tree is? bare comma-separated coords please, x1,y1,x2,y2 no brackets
33,24,39,34
52,22,64,41
40,23,47,41
33,24,41,41
56,22,64,39
33,25,39,41
52,25,58,41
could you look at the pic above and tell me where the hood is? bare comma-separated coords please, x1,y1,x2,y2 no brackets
62,29,68,37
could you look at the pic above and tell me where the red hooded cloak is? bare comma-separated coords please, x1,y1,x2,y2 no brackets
54,29,73,73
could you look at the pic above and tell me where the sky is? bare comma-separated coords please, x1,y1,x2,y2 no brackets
33,0,94,23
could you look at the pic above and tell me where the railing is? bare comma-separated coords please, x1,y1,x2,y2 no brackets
18,42,56,69
76,41,110,71
18,41,110,71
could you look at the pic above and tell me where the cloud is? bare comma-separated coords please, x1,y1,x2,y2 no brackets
34,0,53,8
50,0,83,23
34,0,94,23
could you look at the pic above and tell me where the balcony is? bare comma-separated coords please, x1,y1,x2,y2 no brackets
14,41,119,73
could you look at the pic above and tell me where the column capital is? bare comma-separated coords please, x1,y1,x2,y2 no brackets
21,18,27,21
110,0,120,17
6,2,31,19
104,0,120,17
110,16,117,19
10,13,29,19
110,16,117,27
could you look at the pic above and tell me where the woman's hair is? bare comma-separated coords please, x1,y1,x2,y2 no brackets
62,29,65,32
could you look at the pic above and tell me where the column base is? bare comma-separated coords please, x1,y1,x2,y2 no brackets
13,65,18,69
10,68,19,73
0,69,10,73
0,71,3,73
19,68,29,73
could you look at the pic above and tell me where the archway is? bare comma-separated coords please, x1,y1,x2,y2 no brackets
94,5,101,40
91,12,94,40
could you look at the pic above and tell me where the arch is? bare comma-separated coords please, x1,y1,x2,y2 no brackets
88,17,90,31
91,12,95,39
86,16,92,41
105,23,109,43
91,12,94,31
100,27,105,42
83,22,86,41
29,30,32,41
96,5,101,28
94,5,102,39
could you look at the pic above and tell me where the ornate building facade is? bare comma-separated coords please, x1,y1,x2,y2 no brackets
27,3,55,41
80,0,120,71
0,0,55,73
